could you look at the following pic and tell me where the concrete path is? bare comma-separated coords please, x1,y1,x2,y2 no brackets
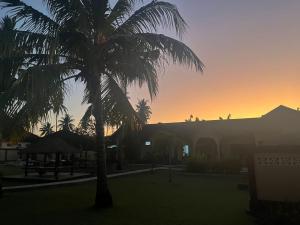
3,167,166,192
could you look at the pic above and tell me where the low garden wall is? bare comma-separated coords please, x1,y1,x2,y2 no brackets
248,146,300,225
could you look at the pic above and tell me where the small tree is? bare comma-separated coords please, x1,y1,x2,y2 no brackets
185,114,194,122
0,171,3,198
76,118,96,137
39,122,54,137
58,113,75,131
136,99,152,124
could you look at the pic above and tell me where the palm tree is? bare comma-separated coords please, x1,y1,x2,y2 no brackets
136,99,152,124
0,16,20,138
39,122,54,137
58,113,75,131
0,15,67,139
185,114,194,122
76,118,96,137
1,0,203,208
52,98,66,132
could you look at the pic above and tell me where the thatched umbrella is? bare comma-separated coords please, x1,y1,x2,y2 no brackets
24,136,81,154
48,130,96,151
23,136,82,179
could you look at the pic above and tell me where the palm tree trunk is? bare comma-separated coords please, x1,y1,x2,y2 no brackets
91,76,113,208
56,113,58,132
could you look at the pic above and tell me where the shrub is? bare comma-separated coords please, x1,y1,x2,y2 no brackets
0,172,3,198
186,159,241,174
217,160,241,173
255,202,300,225
186,159,210,173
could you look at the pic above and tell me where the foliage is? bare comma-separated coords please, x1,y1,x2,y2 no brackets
0,171,2,198
150,131,184,163
136,99,152,124
254,202,300,225
39,122,54,137
0,0,203,206
0,16,67,139
58,113,75,131
122,131,141,162
76,117,96,137
185,114,201,122
185,114,193,122
0,0,203,130
186,159,241,174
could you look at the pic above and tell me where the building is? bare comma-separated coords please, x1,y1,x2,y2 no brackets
112,105,300,162
0,133,40,162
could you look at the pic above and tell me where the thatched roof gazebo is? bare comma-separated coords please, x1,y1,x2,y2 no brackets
24,137,81,154
48,130,96,151
23,136,82,180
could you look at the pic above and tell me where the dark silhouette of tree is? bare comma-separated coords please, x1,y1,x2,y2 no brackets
59,113,75,131
136,99,152,124
76,118,96,137
39,122,54,137
227,114,231,120
52,98,66,132
185,114,194,122
0,15,66,139
1,0,203,208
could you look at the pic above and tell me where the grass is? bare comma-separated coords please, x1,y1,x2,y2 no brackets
0,164,29,187
0,164,23,176
0,172,254,225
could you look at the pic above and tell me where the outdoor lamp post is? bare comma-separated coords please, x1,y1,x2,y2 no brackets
145,141,154,174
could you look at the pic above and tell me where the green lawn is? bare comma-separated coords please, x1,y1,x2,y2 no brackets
0,165,23,176
0,172,254,225
0,165,28,187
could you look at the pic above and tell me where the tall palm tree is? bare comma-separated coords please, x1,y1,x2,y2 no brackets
58,113,75,131
39,122,54,137
52,98,66,132
1,0,203,208
136,99,152,124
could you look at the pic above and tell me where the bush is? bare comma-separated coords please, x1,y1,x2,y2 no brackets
255,202,300,225
217,160,241,173
186,159,241,174
186,160,210,173
0,172,3,198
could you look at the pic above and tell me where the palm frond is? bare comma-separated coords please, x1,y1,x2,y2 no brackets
117,1,186,37
80,105,93,128
0,0,59,34
136,33,204,72
102,74,142,130
42,0,93,32
0,29,59,59
108,0,142,25
105,45,159,99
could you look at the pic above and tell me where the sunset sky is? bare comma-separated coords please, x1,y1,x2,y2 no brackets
2,0,300,124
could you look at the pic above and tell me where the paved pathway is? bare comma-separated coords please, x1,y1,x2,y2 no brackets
3,167,166,192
